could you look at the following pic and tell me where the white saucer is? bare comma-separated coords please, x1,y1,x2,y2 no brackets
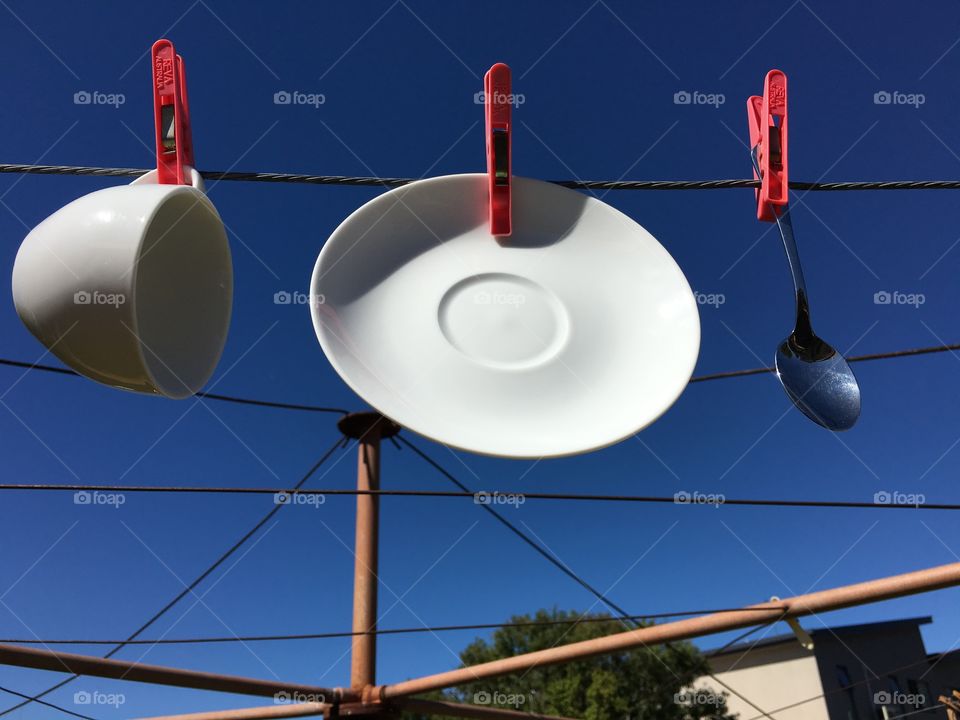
311,174,700,458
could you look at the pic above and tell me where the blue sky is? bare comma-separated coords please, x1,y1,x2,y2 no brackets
2,1,960,717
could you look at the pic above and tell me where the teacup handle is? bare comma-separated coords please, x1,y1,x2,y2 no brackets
131,167,205,192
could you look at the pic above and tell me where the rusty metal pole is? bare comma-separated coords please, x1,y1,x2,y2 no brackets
337,412,400,692
0,642,352,701
378,560,960,699
136,703,329,720
134,701,582,720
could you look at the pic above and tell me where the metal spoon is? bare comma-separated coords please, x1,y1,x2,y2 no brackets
751,148,861,431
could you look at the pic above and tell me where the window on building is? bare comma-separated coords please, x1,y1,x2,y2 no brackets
836,666,860,720
837,664,852,688
844,688,860,720
904,678,922,707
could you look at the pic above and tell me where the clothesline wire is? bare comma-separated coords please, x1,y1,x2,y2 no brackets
0,685,94,720
2,483,953,511
0,607,787,646
2,340,959,414
0,358,349,414
396,433,640,624
689,342,960,383
396,434,779,720
0,436,347,718
5,162,960,191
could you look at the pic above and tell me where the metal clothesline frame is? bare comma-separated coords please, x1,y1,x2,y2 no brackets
0,412,959,720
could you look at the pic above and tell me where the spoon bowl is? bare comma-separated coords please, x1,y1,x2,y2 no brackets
775,334,861,431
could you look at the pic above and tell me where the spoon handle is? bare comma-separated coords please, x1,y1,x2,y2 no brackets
751,146,814,346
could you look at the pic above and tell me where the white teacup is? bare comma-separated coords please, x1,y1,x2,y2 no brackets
12,168,232,399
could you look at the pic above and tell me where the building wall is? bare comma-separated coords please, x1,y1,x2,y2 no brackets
811,623,936,720
700,644,830,720
920,651,960,713
698,622,948,720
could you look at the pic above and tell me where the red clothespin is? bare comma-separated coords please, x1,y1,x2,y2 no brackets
484,63,512,237
747,69,788,222
151,39,195,186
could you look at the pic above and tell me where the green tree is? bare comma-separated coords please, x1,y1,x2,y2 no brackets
402,609,734,720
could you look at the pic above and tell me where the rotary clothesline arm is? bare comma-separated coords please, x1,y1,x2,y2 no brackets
1,561,959,713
